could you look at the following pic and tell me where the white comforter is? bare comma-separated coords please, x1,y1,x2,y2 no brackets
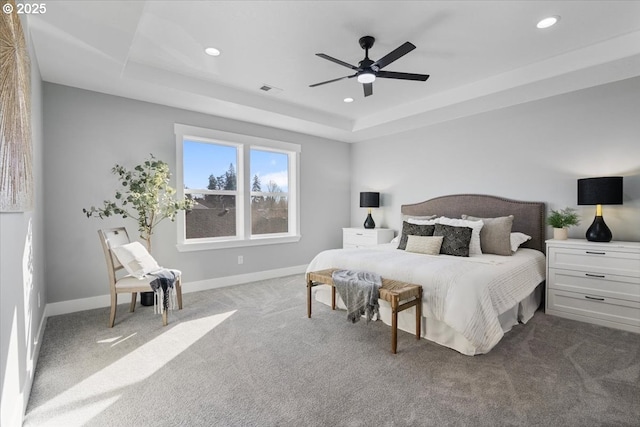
306,245,546,354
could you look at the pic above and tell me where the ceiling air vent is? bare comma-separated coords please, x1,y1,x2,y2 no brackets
259,84,283,94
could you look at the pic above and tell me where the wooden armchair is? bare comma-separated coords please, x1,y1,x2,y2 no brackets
98,227,183,327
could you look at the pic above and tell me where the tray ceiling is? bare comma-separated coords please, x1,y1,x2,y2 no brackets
28,1,640,142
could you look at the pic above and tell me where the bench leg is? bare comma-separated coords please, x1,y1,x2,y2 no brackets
416,289,422,340
331,285,336,310
306,276,312,318
391,295,398,354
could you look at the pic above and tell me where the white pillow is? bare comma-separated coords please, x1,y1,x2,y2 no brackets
111,241,161,279
435,217,484,255
403,214,436,222
405,235,444,255
510,232,532,252
407,218,438,225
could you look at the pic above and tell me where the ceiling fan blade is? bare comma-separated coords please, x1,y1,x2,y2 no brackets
372,42,416,70
315,53,359,70
363,82,373,97
309,74,357,87
376,71,430,81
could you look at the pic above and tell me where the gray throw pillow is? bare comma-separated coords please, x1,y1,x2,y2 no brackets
433,224,472,257
462,214,514,256
397,221,435,250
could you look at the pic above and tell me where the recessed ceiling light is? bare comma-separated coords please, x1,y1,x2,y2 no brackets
537,16,560,29
205,47,221,56
343,97,354,103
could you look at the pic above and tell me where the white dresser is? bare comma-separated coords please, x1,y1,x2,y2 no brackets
342,228,394,249
546,239,640,333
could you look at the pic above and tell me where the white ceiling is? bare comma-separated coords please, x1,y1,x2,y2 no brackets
28,1,640,143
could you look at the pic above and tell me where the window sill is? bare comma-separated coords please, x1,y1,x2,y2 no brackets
176,234,302,252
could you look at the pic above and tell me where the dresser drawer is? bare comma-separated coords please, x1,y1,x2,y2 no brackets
547,288,640,329
342,228,394,248
343,231,378,247
548,269,640,302
548,247,640,277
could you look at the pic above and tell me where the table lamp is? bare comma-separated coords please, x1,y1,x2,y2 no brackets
360,192,380,229
577,176,623,242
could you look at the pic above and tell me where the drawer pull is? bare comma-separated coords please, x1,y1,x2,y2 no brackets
585,295,605,302
585,273,605,278
356,233,363,236
585,251,606,255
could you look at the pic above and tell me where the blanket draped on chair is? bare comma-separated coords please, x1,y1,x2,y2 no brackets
331,269,381,323
149,269,178,314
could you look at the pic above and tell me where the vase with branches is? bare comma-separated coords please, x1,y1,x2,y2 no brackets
83,154,193,253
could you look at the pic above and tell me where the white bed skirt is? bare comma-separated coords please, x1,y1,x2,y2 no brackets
312,283,542,355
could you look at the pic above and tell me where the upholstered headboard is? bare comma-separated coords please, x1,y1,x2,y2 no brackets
401,194,546,253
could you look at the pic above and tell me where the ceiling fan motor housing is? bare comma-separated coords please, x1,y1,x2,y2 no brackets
359,36,375,51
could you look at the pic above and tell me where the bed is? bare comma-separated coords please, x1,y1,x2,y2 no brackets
306,194,547,355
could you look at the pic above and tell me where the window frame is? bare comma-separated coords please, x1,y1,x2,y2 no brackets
175,123,301,251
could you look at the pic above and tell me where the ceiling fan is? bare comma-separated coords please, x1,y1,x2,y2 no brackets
310,36,430,97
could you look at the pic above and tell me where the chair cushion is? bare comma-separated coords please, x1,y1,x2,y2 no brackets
115,268,181,291
111,241,160,278
115,275,155,291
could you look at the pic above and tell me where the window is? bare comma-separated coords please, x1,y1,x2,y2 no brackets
175,124,301,251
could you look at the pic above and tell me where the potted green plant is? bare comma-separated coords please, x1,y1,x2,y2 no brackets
83,154,193,253
547,207,580,240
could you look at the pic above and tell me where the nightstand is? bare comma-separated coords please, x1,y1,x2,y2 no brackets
546,238,640,333
342,228,394,249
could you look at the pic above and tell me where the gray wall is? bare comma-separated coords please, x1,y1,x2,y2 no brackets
0,15,46,426
43,83,350,304
350,77,640,242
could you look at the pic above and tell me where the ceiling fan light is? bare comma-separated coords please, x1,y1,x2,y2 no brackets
357,72,375,84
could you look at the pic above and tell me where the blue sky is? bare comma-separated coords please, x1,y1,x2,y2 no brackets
183,140,288,191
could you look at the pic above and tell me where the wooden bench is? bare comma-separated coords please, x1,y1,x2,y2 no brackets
306,269,423,354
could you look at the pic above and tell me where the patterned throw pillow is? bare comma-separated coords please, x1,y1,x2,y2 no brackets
433,223,473,257
397,221,435,250
405,235,444,255
436,216,484,255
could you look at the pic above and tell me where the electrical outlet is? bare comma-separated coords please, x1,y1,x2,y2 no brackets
238,255,244,264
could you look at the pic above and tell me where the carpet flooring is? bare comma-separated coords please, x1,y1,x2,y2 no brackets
25,274,640,426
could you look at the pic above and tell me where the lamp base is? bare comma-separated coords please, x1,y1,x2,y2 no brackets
363,213,375,229
586,215,612,242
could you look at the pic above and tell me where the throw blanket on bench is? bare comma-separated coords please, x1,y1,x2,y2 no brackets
332,269,381,323
149,269,178,314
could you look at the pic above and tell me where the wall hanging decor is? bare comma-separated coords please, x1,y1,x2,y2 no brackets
0,0,33,212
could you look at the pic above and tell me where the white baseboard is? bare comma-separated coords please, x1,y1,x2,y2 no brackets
184,264,307,293
19,309,48,424
45,265,308,317
46,294,112,317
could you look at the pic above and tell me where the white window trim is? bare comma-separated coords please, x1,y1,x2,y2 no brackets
175,123,301,251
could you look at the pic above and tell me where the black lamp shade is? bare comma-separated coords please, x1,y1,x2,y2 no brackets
359,192,380,208
577,177,623,205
